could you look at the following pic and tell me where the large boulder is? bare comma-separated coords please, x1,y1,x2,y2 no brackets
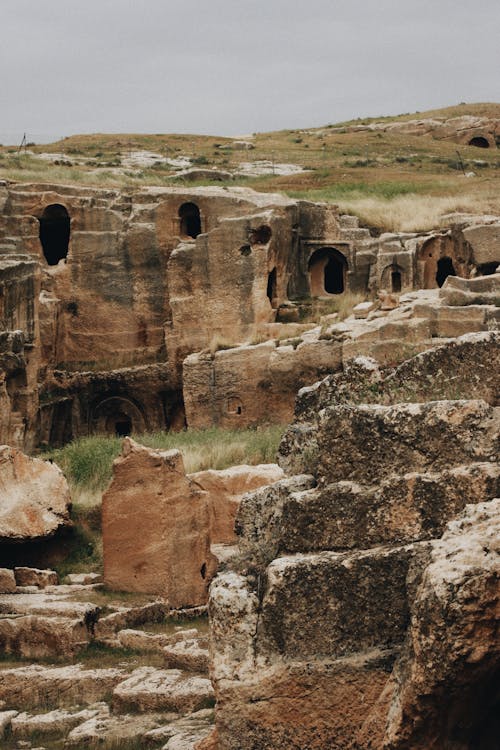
0,445,71,541
189,464,284,544
102,438,217,607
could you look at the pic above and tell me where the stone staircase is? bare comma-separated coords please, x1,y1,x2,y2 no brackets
0,570,213,749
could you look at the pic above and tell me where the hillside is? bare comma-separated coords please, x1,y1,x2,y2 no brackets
1,102,499,232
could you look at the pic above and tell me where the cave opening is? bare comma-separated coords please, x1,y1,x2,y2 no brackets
391,270,402,293
267,268,277,307
179,202,201,239
114,415,132,437
468,136,490,149
436,257,456,287
39,204,70,266
324,255,346,294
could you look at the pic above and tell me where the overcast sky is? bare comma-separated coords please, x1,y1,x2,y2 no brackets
1,0,499,144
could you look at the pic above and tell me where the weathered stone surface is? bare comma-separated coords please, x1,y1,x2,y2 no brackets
163,639,209,673
0,446,71,540
117,627,199,652
65,572,103,585
189,464,284,544
0,664,125,709
0,614,89,658
14,567,59,588
315,400,498,485
0,568,16,593
0,710,18,738
383,499,500,749
112,667,214,714
238,463,499,560
65,711,162,746
102,438,217,607
10,704,108,738
439,271,500,306
462,223,500,265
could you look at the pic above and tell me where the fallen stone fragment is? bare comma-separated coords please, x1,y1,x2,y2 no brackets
0,664,125,710
14,567,59,588
65,573,103,585
0,568,16,593
113,667,214,714
10,704,108,738
117,627,199,652
65,712,163,746
163,639,209,673
0,710,18,738
0,446,71,541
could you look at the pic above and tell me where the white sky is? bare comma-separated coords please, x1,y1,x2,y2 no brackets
1,0,499,144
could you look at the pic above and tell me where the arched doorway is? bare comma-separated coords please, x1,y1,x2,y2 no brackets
179,202,201,238
436,257,456,287
91,396,146,436
267,268,277,308
391,269,402,293
468,136,490,149
38,204,70,265
308,248,348,296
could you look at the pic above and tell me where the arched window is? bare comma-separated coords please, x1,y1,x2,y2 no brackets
179,202,201,238
39,204,70,265
436,257,456,287
308,248,348,296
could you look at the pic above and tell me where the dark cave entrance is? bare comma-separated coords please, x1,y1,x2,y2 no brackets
39,204,70,265
468,136,490,149
436,257,456,287
391,270,402,293
267,268,277,307
179,202,201,239
324,255,346,294
114,415,132,437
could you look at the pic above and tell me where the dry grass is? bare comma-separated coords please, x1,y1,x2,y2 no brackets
338,192,500,233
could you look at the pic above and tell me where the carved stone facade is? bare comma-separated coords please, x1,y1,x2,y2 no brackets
1,178,498,448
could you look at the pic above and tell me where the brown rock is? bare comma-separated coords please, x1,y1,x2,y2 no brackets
0,568,16,593
189,464,284,544
102,438,217,607
0,446,71,541
14,567,59,588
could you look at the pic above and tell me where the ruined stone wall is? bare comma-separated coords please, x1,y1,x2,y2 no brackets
208,337,500,748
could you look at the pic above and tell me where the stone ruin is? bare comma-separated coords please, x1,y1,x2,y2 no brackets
0,175,499,748
1,179,499,451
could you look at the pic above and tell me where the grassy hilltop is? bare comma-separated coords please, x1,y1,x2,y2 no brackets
1,102,500,232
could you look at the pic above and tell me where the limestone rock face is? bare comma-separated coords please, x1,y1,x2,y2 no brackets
0,568,16,593
0,445,71,541
189,464,284,544
209,390,499,749
102,438,217,607
383,499,500,750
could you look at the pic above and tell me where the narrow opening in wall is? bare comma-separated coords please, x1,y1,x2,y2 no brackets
267,267,277,307
324,255,345,294
436,257,456,287
114,415,132,437
179,202,201,238
391,270,402,293
39,204,70,266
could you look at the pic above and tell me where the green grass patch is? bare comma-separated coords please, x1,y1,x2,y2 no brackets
43,425,285,495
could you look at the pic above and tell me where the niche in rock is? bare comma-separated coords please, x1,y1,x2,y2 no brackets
267,268,277,308
468,136,490,149
39,204,70,266
179,202,201,239
308,248,347,296
436,257,456,287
